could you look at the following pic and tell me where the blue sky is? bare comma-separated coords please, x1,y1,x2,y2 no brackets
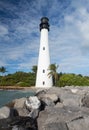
0,0,89,76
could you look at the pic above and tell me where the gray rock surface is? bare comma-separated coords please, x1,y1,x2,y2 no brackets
43,122,68,130
37,106,84,130
1,86,89,130
0,106,10,119
28,109,39,119
25,96,41,110
14,97,26,109
68,116,89,130
37,86,89,130
15,108,29,117
37,93,58,103
81,93,89,108
25,96,41,119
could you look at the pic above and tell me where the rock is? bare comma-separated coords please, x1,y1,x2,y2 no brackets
65,86,89,95
46,87,82,106
81,93,89,108
10,116,37,130
0,106,10,119
36,89,59,103
70,88,78,93
55,102,64,108
6,100,15,108
28,109,39,119
15,108,29,117
80,107,89,116
25,96,41,110
1,87,89,130
37,109,48,130
24,96,41,118
40,97,55,108
15,97,40,118
46,94,58,103
42,94,58,103
58,89,82,107
14,97,26,109
37,93,58,109
36,89,47,97
37,106,83,130
68,116,89,130
37,87,89,130
0,116,37,130
12,126,18,130
43,122,68,130
46,87,61,95
0,107,18,119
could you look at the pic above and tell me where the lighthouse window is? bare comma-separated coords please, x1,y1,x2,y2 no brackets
43,47,45,50
43,69,45,73
43,81,45,85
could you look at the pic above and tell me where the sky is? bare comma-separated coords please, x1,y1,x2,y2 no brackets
0,0,89,76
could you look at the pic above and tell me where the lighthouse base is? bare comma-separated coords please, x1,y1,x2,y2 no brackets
35,85,53,88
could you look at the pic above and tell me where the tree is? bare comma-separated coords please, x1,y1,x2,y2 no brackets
48,64,59,86
0,66,7,76
32,65,37,75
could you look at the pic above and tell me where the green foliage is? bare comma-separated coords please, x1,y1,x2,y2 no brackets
32,65,37,74
0,66,89,87
0,66,7,76
57,73,89,87
0,71,36,87
48,64,59,86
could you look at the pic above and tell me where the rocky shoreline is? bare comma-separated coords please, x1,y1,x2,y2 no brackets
1,86,89,130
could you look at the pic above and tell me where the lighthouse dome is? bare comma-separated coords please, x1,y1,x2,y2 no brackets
40,17,49,31
41,17,49,23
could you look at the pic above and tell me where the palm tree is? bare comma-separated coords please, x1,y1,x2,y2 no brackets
32,65,37,75
0,66,7,86
0,66,7,76
48,64,59,86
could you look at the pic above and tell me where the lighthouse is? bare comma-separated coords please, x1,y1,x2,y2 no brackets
36,17,53,88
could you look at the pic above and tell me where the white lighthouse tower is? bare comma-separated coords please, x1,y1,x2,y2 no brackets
36,17,53,88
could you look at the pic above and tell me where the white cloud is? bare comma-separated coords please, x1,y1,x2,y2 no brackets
59,56,89,74
0,61,6,67
0,0,89,75
0,25,8,37
48,0,89,75
17,57,38,71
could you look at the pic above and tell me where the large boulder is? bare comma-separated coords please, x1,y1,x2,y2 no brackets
0,116,37,130
38,107,89,130
36,89,59,109
37,106,83,130
14,97,26,109
25,96,41,119
37,87,89,130
47,87,83,107
25,96,41,110
0,106,18,119
40,97,55,108
12,97,28,117
39,94,58,103
15,108,29,117
60,90,81,107
1,86,89,130
0,106,10,119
